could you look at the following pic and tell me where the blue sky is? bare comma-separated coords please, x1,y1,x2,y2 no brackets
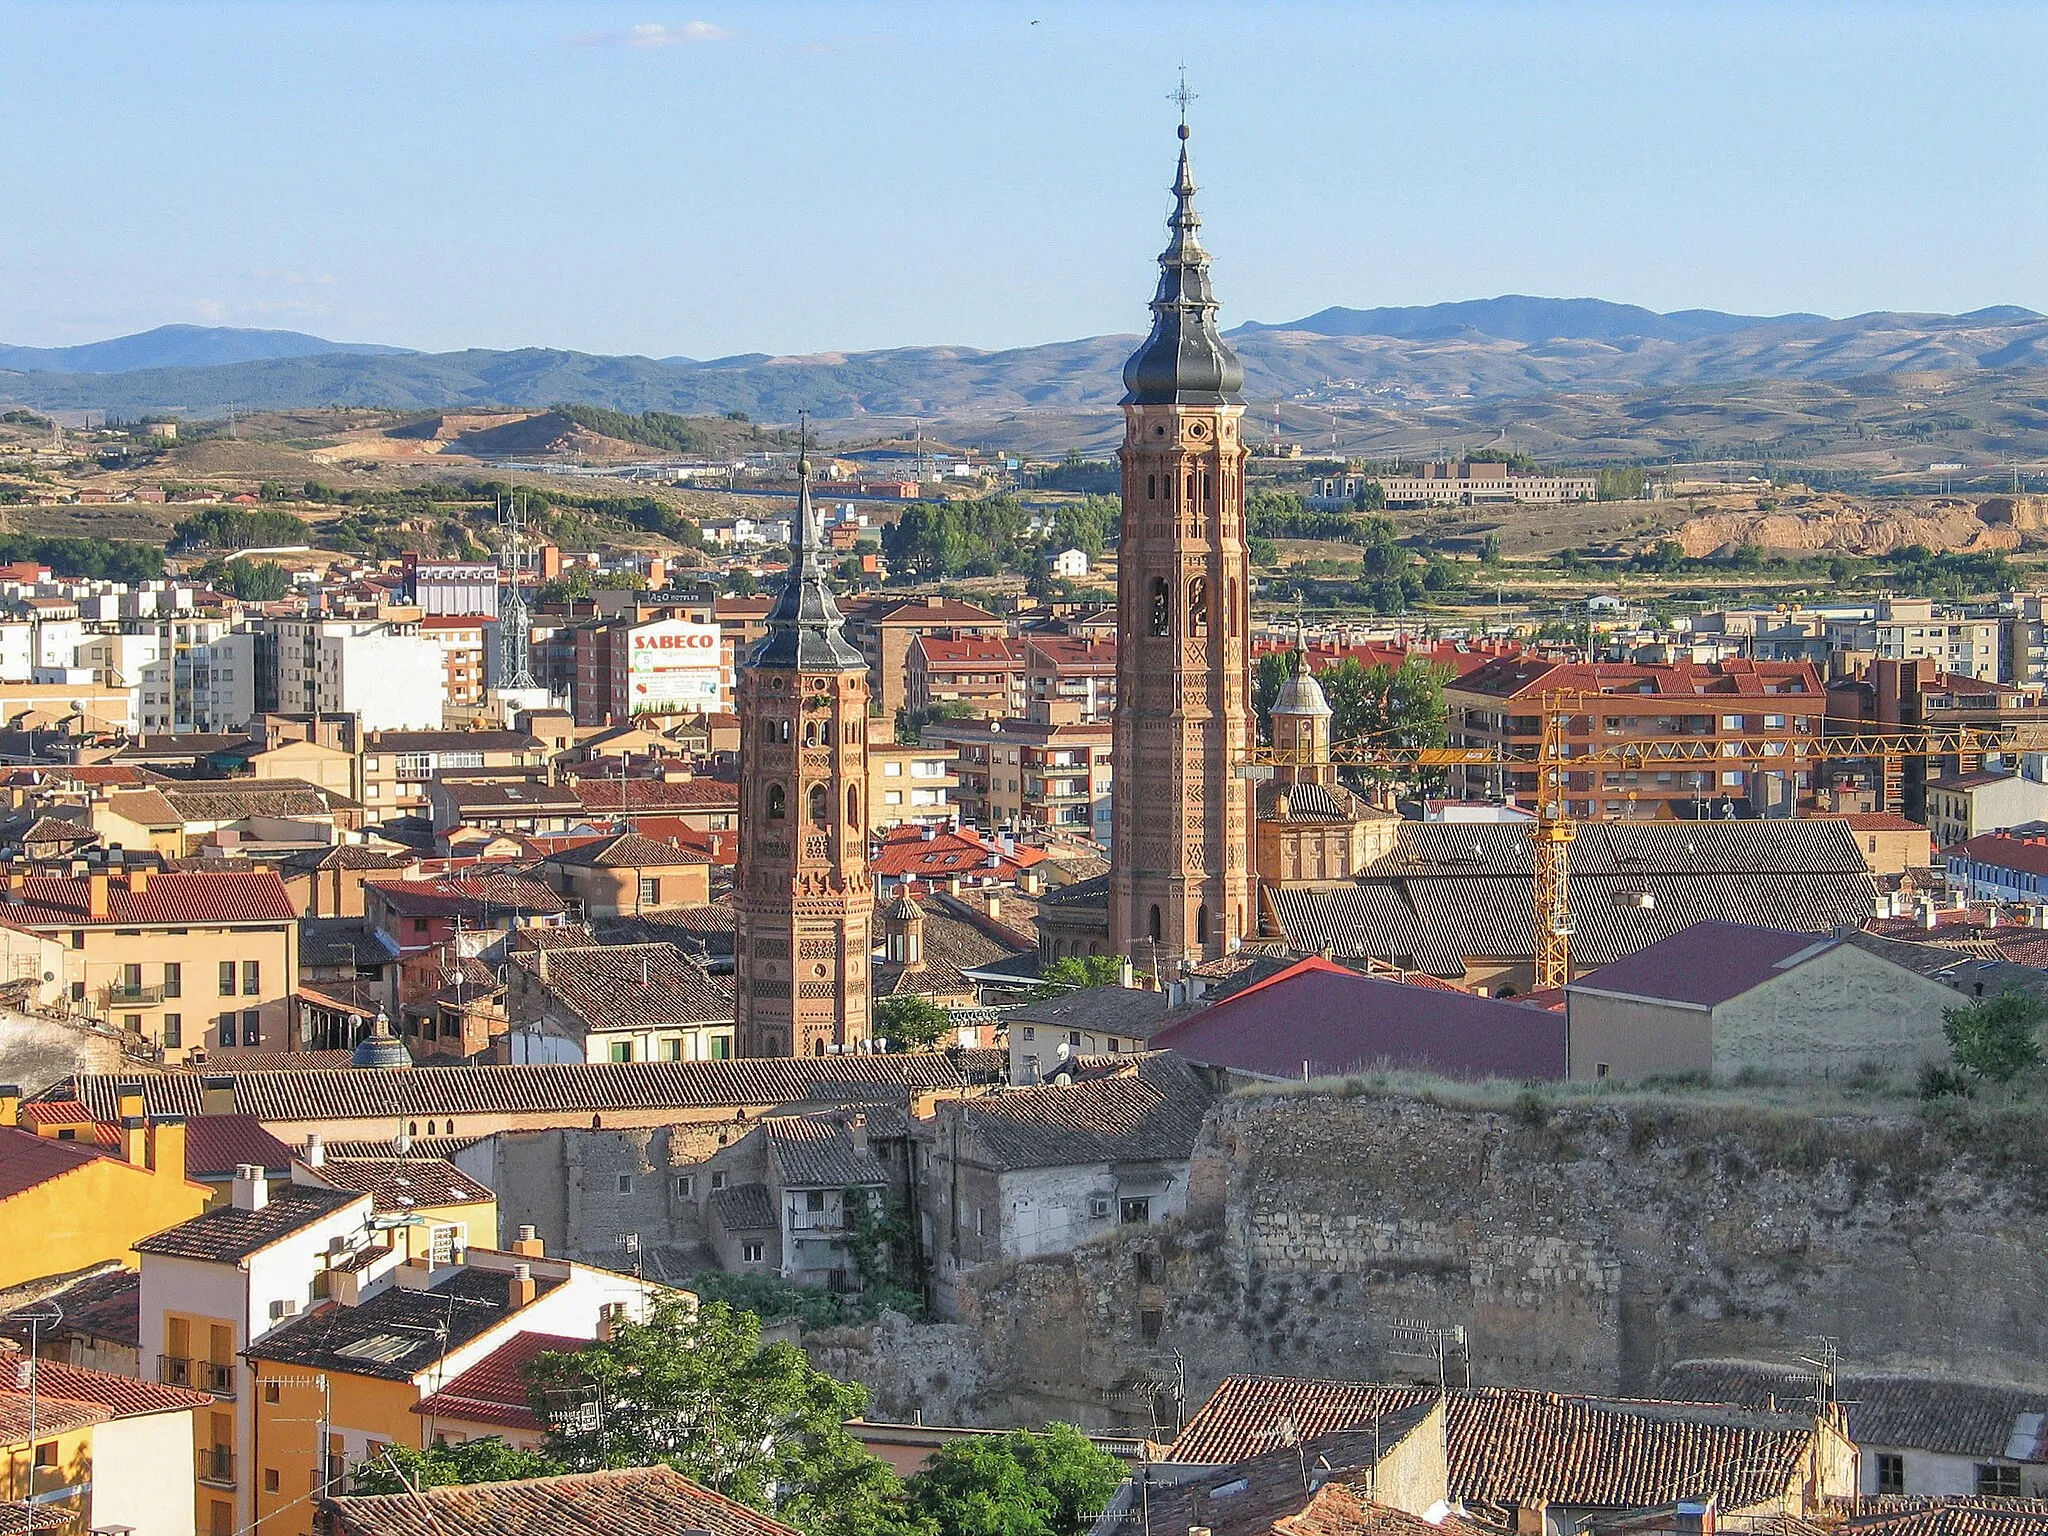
5,1,2047,358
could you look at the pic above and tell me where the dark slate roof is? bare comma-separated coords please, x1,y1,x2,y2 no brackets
749,458,864,672
314,1157,494,1213
1121,129,1244,407
1038,872,1109,912
1269,819,1878,977
1000,984,1191,1041
300,917,400,969
1661,1360,2048,1459
1567,921,1845,1008
709,1182,777,1231
252,1264,559,1380
765,1116,888,1189
134,1184,367,1262
873,905,1030,999
320,1466,801,1536
1153,957,1568,1081
1255,778,1385,823
956,1053,1217,1171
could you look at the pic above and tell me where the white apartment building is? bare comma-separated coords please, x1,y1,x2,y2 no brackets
275,618,445,730
0,620,32,681
1825,598,2004,682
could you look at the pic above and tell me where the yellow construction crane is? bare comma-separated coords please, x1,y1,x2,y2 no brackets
1257,690,2048,991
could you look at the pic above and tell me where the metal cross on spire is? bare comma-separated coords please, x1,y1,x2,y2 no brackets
1171,67,1195,136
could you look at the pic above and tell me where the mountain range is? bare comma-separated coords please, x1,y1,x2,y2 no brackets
6,298,2048,428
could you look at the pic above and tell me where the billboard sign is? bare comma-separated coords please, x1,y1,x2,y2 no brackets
628,619,722,714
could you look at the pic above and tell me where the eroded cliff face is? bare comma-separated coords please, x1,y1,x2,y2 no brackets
1667,498,2023,556
814,1091,2048,1433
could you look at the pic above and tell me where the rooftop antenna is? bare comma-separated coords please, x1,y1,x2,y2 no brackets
498,497,538,690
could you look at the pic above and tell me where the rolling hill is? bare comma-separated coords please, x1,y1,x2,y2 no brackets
0,324,412,375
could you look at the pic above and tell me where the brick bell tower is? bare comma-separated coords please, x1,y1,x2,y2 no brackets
1109,119,1254,968
734,437,874,1057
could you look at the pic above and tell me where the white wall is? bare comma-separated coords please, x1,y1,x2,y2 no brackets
92,1410,199,1536
330,631,445,731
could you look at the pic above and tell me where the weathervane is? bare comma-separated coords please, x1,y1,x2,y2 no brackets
1170,67,1195,134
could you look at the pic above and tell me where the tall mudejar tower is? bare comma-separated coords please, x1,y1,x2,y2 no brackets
1109,119,1253,966
733,441,874,1057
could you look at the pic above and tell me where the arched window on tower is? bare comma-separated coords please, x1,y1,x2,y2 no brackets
1202,470,1213,505
1147,472,1157,500
846,785,860,828
809,783,830,825
1189,576,1208,637
1227,578,1240,636
1148,904,1163,942
1197,905,1210,945
1148,578,1171,638
803,719,820,747
766,784,786,821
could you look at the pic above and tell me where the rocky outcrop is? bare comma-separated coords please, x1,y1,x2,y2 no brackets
815,1090,2048,1432
1667,498,2022,557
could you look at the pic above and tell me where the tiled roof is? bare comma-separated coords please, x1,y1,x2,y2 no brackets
133,1184,367,1262
1838,1499,2048,1536
911,633,1025,666
709,1182,778,1231
870,824,1048,880
301,917,401,969
1661,1361,2048,1460
1841,813,1927,831
183,1114,298,1176
170,1050,357,1074
367,872,565,918
0,1389,107,1443
434,780,582,811
61,1053,967,1125
3,868,297,926
957,1053,1217,1170
412,1330,585,1432
1948,834,2048,879
16,1355,214,1418
1153,956,1568,1081
366,731,542,754
574,778,739,812
321,1466,802,1536
0,1126,105,1200
520,943,733,1031
1567,922,1843,1009
1000,984,1191,1040
314,1157,494,1212
765,1116,889,1189
873,903,1029,999
1452,655,1821,701
540,831,708,869
160,779,360,820
864,596,1004,626
0,1267,140,1349
253,1265,558,1380
1173,1378,1821,1513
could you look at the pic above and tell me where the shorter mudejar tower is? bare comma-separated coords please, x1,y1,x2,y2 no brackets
734,447,874,1057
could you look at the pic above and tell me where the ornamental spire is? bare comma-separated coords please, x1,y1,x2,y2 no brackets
752,411,863,671
1121,104,1245,407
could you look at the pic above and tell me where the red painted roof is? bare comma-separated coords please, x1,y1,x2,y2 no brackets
869,824,1048,880
911,635,1025,666
0,1126,107,1200
1948,832,2048,877
7,869,296,927
1567,921,1840,1008
1840,813,1927,831
575,778,738,812
1453,655,1822,702
1152,956,1567,1080
412,1330,586,1431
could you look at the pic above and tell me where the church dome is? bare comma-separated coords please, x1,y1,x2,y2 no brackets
1271,651,1332,720
350,1009,412,1070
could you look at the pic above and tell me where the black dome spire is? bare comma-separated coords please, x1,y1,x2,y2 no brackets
1122,122,1244,407
751,417,864,672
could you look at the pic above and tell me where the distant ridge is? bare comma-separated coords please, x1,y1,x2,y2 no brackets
9,303,2048,421
1230,295,1831,345
0,324,414,375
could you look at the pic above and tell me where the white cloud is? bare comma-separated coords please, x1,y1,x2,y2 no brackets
569,20,732,48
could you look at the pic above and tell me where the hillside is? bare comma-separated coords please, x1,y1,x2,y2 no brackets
0,324,411,374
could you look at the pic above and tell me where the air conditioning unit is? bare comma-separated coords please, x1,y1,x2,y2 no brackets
1089,1196,1112,1219
270,1298,298,1321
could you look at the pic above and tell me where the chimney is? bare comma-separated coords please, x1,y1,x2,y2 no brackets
511,1262,537,1308
511,1225,545,1258
985,893,1001,921
149,1116,186,1176
127,868,147,895
846,1114,868,1155
303,1132,325,1169
116,1079,144,1120
87,872,109,920
1676,1503,1716,1536
120,1114,148,1166
1119,959,1136,990
4,1344,30,1392
231,1163,269,1212
202,1075,234,1116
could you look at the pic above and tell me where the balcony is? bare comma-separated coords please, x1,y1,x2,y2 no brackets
160,1354,235,1396
787,1210,849,1234
102,982,166,1006
197,1445,237,1487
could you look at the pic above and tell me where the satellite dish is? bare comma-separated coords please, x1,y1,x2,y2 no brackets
1056,1042,1071,1059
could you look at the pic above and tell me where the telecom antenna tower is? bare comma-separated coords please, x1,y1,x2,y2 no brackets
497,497,539,689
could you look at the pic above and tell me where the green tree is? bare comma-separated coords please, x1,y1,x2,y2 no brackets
1596,466,1648,501
1247,534,1278,568
529,1297,909,1536
1479,532,1502,565
727,567,760,597
903,1425,1122,1536
1350,480,1386,512
1029,954,1125,998
349,1437,559,1494
1942,987,2046,1085
218,558,291,601
875,994,952,1051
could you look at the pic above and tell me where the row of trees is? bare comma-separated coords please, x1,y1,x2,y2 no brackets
352,1297,1122,1536
879,496,1118,581
0,533,164,583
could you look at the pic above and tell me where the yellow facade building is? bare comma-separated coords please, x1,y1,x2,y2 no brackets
0,1108,209,1290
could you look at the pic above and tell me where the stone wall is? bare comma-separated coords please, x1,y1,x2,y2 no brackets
814,1088,2048,1432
